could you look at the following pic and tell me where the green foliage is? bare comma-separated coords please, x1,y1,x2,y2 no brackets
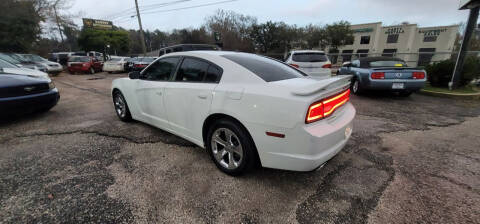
426,56,480,87
0,0,44,52
78,28,130,55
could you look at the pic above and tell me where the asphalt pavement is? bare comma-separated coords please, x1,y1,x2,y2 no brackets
1,72,479,223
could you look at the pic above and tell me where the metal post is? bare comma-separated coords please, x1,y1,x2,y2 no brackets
134,0,147,56
450,7,479,89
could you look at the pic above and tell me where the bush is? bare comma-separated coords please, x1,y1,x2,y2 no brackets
426,56,480,87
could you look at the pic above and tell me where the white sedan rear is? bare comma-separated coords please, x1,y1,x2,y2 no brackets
285,50,332,77
111,51,355,175
103,57,127,73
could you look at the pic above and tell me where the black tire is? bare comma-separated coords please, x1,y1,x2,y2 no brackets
89,67,95,74
108,71,113,74
206,119,258,176
399,91,412,97
351,78,362,95
112,91,132,122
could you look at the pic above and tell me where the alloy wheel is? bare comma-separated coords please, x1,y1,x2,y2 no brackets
114,94,126,118
211,128,243,170
352,80,359,93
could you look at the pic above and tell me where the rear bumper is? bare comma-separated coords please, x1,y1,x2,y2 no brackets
0,89,60,116
68,66,90,73
103,64,124,72
364,79,426,91
247,103,355,171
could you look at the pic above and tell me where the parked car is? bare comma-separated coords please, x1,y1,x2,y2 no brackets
158,44,220,57
0,70,59,117
103,57,128,73
112,51,355,175
19,54,63,75
125,57,138,72
0,53,47,72
56,52,75,66
0,59,50,79
338,57,427,96
132,57,157,71
285,50,332,77
67,56,103,74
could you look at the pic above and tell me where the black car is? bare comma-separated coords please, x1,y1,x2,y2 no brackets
0,70,60,117
158,44,220,57
125,57,139,72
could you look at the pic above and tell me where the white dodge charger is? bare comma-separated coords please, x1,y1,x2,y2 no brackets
111,51,355,175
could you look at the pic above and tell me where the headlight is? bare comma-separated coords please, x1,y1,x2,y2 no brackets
48,81,55,89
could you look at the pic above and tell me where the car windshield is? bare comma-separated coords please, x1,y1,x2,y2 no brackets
369,60,407,67
9,54,30,63
292,52,328,62
22,54,47,62
222,53,307,82
0,54,21,64
0,59,18,68
69,56,90,62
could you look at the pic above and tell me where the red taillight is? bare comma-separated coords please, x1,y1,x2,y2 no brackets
306,89,351,124
134,64,143,68
412,71,425,79
289,63,299,68
322,63,332,68
371,72,385,79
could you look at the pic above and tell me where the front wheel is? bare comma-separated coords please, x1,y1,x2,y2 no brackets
207,119,258,176
113,91,132,122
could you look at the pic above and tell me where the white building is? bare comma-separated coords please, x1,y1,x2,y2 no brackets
331,22,459,67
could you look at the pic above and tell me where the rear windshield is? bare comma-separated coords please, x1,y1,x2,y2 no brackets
69,57,90,62
369,60,407,67
222,54,307,82
292,53,328,62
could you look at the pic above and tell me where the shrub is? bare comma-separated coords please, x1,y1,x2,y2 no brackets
425,56,480,87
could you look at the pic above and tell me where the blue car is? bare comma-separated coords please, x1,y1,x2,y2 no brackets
0,70,59,118
338,57,427,96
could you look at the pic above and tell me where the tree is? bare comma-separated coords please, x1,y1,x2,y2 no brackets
322,21,354,50
78,28,130,56
0,0,45,52
204,10,256,52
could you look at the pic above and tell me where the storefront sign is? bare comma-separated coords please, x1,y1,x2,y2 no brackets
385,27,404,35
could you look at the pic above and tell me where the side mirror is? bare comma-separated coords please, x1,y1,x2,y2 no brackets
129,71,141,79
342,62,352,67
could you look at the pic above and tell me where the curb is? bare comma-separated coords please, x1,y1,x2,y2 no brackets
419,89,480,100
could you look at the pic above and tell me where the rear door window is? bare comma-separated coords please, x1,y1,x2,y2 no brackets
292,53,328,62
222,54,306,82
175,58,209,82
205,65,223,83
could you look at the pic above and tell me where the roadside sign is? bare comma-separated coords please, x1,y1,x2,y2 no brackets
82,18,114,30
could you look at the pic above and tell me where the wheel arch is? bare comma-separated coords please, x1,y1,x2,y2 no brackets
202,113,261,166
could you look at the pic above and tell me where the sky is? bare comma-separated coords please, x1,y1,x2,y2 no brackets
69,0,470,31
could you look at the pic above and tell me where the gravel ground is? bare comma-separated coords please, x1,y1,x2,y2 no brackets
0,72,479,223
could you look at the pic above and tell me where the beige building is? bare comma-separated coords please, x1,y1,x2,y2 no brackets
332,22,459,67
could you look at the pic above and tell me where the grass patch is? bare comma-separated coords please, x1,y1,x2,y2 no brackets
423,84,479,94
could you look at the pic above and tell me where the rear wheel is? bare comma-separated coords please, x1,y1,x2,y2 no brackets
207,119,257,176
113,91,132,122
351,79,362,95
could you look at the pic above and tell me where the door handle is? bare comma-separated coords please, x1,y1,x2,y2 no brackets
197,94,207,99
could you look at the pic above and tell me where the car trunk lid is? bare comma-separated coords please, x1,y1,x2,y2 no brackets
371,67,424,79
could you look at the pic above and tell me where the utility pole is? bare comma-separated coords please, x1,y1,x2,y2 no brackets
134,0,147,56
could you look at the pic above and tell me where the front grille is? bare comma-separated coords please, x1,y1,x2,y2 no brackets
0,83,50,98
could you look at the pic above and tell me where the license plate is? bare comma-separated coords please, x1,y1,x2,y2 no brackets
392,83,405,89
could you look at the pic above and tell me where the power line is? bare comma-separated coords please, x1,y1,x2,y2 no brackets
104,0,193,20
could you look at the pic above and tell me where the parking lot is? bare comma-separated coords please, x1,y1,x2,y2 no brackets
0,72,479,223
